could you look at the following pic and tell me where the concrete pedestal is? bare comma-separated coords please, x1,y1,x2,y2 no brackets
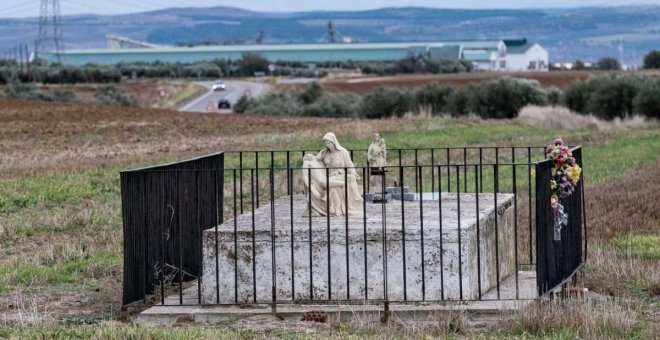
201,193,515,304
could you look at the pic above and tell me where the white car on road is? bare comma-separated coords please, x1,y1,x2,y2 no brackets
212,81,226,91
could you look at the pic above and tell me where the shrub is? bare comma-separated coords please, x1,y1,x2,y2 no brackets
573,60,587,70
466,77,546,119
643,50,660,69
248,92,303,116
446,86,472,116
233,95,252,113
362,87,412,119
633,78,660,119
413,83,454,115
51,90,79,103
546,87,562,106
585,75,639,119
236,53,269,77
562,80,594,114
595,57,621,70
94,85,136,107
302,94,363,118
562,74,660,120
298,81,322,104
425,59,472,74
4,82,50,101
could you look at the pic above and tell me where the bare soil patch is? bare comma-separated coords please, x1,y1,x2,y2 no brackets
0,98,427,176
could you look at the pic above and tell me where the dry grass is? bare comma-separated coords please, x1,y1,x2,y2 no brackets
517,105,653,131
584,161,660,240
505,299,641,339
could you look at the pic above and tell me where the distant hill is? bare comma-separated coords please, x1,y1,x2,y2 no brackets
2,5,659,65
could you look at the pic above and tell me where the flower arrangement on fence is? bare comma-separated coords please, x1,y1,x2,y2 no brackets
544,138,582,241
546,138,582,199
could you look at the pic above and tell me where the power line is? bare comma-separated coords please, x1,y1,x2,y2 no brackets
35,0,65,62
0,2,41,18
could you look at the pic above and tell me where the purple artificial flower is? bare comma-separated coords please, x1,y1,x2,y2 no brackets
554,138,564,146
568,157,576,166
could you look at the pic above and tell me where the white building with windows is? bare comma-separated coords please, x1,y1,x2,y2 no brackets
504,39,549,71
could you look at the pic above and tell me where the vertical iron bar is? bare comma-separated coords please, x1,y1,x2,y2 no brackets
431,149,435,196
494,165,500,299
345,168,350,300
456,166,462,300
446,149,451,193
512,148,519,299
326,168,331,300
240,152,243,214
286,151,291,195
398,149,402,167
474,165,482,299
160,172,165,305
463,148,467,193
438,166,444,300
177,171,182,305
400,166,407,300
414,149,418,194
527,147,533,264
214,170,220,304
251,169,257,303
233,169,238,303
479,148,483,193
256,153,260,208
270,168,276,307
419,166,425,300
308,168,313,300
362,167,368,300
382,170,389,313
290,167,295,301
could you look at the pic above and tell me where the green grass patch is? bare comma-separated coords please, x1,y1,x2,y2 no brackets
612,235,660,259
583,131,660,184
0,251,120,289
0,169,119,214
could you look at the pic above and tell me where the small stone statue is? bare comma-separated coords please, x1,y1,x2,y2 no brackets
301,132,364,217
367,133,387,192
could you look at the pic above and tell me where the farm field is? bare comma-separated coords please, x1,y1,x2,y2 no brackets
319,70,660,94
0,98,658,338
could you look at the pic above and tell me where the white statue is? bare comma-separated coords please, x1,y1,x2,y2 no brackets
302,132,364,217
367,133,387,192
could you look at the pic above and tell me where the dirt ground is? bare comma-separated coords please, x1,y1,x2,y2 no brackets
0,98,428,177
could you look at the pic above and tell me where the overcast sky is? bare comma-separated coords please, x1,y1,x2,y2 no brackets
1,0,659,18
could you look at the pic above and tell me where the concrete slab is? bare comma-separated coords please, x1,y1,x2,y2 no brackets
137,271,537,327
201,193,516,303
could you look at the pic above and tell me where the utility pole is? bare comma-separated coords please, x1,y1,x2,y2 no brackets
327,20,336,43
36,0,65,62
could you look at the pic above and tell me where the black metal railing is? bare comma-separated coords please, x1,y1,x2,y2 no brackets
120,153,224,306
120,146,586,307
535,146,585,297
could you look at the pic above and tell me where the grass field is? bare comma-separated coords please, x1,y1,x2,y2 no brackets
0,97,658,339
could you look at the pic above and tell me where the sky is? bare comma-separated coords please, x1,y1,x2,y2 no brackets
1,0,659,18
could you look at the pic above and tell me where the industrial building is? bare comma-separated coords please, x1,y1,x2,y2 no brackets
40,39,548,72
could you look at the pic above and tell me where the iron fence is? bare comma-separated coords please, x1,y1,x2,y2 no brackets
120,146,586,307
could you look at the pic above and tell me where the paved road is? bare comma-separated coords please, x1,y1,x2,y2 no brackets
178,80,270,113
